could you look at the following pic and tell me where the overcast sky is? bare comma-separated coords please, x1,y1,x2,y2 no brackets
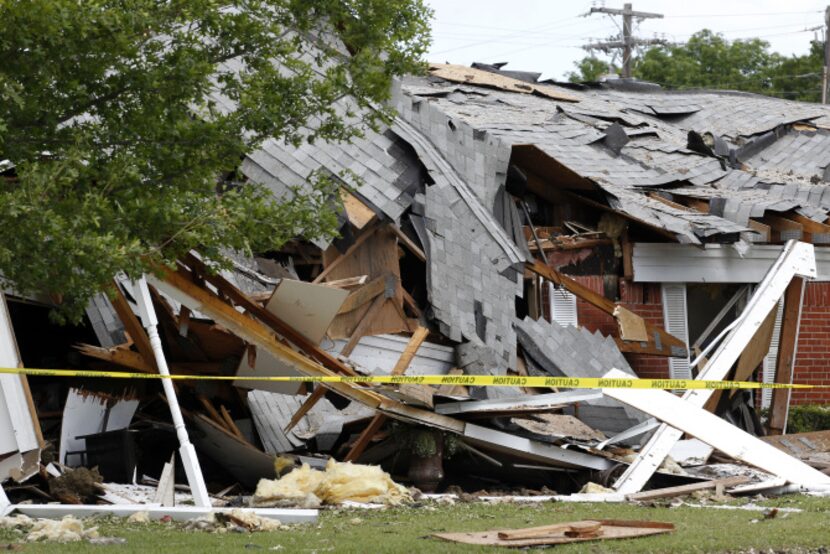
425,1,828,80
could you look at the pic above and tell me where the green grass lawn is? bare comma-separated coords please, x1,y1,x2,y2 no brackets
2,495,829,553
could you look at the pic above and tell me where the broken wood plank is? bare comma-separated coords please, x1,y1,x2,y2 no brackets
283,386,327,434
322,275,368,289
731,303,779,395
337,273,392,315
110,282,157,370
526,260,687,357
150,265,379,407
391,327,430,376
748,219,771,242
198,397,227,430
769,277,806,435
312,223,381,284
75,343,154,373
220,405,245,441
434,520,674,547
602,368,830,487
344,413,387,462
626,476,751,501
324,227,407,339
341,294,388,358
389,225,426,263
182,253,358,377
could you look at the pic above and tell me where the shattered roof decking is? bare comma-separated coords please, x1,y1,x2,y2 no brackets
393,69,830,246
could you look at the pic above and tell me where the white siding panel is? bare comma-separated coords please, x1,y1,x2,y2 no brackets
762,298,785,409
662,284,691,380
549,286,578,327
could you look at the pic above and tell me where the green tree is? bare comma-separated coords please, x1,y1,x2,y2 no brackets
0,0,431,320
566,30,823,102
566,56,617,83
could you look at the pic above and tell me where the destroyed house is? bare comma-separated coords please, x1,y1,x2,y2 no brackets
3,56,830,517
243,63,830,408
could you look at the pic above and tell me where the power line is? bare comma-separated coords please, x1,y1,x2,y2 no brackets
585,3,665,78
665,10,822,18
429,15,584,55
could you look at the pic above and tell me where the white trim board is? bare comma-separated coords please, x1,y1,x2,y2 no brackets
602,369,830,487
8,504,317,523
633,243,830,283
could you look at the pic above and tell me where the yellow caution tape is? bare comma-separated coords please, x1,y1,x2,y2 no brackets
0,366,824,390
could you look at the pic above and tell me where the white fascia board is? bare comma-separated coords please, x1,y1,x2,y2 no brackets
10,504,317,524
633,243,830,283
614,240,816,493
0,294,39,476
435,390,602,415
463,423,613,471
602,369,830,487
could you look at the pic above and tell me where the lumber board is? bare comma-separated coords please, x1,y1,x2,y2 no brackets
151,265,379,407
324,228,406,339
389,224,426,262
110,282,157,370
337,274,391,315
182,253,357,377
340,294,388,357
602,369,830,487
312,223,380,284
526,261,687,357
769,277,805,435
626,476,751,501
391,326,430,375
343,413,387,462
731,303,779,396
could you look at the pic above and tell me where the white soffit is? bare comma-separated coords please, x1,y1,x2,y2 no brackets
633,243,830,283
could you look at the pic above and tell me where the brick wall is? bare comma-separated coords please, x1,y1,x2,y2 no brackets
565,276,830,405
567,276,670,380
790,281,830,404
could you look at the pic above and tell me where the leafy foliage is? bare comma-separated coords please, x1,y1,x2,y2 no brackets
567,30,823,102
0,0,431,320
566,56,617,83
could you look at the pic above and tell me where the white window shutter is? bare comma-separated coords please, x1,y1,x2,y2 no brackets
549,285,578,327
662,283,691,380
762,297,785,409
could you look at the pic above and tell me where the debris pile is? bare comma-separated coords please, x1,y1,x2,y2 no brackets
0,60,829,527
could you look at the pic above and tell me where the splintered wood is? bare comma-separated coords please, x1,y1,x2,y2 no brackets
433,520,674,547
323,228,408,339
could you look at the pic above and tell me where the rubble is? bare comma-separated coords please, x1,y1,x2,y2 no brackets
0,59,829,532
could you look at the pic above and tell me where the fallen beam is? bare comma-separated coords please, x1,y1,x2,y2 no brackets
626,476,751,501
435,390,602,416
602,368,830,487
9,505,316,524
613,240,817,494
526,261,687,357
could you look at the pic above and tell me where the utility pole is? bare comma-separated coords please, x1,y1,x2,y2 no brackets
823,5,830,104
586,3,664,79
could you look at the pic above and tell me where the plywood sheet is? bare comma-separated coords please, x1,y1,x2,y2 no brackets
433,520,673,547
340,189,375,229
428,63,579,102
265,279,348,345
324,229,406,339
